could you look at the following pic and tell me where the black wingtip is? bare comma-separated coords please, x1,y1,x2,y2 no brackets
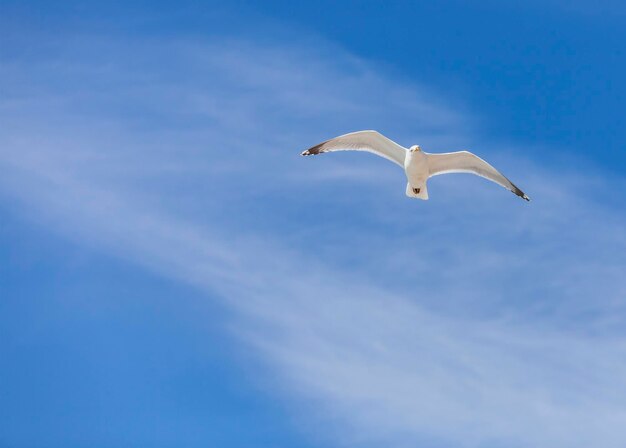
510,183,531,202
516,190,531,202
300,141,328,157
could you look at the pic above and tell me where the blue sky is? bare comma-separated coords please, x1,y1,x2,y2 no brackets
1,1,626,447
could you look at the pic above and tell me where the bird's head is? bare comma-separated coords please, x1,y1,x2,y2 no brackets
410,145,421,152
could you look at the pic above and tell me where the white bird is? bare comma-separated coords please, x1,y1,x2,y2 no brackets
301,130,530,201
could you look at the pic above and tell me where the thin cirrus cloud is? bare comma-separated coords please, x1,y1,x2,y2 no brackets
2,33,626,447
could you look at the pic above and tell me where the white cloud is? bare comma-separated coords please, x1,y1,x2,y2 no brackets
2,33,626,447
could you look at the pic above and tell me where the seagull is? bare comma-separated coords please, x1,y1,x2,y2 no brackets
301,130,530,201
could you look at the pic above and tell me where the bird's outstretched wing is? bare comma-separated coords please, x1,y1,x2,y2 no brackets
426,151,530,201
301,130,407,167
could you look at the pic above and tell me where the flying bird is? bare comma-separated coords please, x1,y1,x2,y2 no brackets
301,130,530,201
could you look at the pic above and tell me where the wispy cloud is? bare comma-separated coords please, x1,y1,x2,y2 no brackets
2,31,626,447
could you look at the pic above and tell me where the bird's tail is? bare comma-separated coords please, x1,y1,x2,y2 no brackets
406,183,429,200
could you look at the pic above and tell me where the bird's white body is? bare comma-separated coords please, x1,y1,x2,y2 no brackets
404,148,429,199
301,130,530,202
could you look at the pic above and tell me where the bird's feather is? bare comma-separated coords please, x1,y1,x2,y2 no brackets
426,151,530,201
301,130,407,167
